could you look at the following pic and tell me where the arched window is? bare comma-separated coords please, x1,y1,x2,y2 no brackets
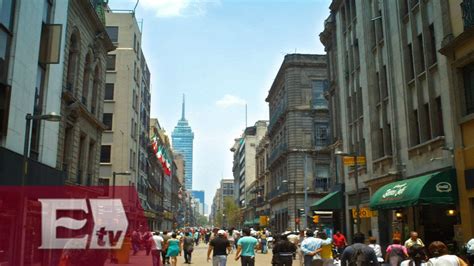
66,30,80,93
91,64,101,115
82,51,93,106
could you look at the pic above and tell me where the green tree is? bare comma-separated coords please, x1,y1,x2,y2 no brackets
222,197,242,228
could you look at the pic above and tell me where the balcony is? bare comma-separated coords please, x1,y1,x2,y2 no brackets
269,142,287,165
268,102,287,131
462,0,474,30
267,184,288,200
313,178,330,192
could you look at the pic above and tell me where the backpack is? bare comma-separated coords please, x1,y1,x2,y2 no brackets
348,246,368,266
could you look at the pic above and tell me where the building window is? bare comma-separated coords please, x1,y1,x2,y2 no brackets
103,113,113,130
435,97,444,137
315,122,329,148
417,33,425,74
312,80,328,109
106,55,116,71
82,52,93,106
65,31,80,92
407,43,415,81
0,0,15,85
105,83,114,100
429,24,437,65
106,26,118,42
413,109,420,145
463,63,474,115
424,103,431,140
100,145,111,163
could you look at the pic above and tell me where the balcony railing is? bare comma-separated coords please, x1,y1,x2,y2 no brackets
462,0,474,30
267,184,289,200
269,142,287,165
268,102,287,131
313,178,330,192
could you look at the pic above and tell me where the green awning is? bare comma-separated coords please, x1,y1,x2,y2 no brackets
311,191,343,210
244,220,252,226
370,169,458,210
253,218,260,224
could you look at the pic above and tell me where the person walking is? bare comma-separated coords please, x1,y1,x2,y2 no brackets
272,234,297,266
162,231,171,265
317,232,334,266
166,233,181,266
427,241,468,266
151,232,164,266
340,233,379,266
333,231,347,257
144,231,153,256
300,230,331,266
235,228,260,266
194,230,200,246
385,237,408,266
261,233,268,254
182,232,194,264
400,244,428,266
368,237,384,264
466,237,474,266
404,232,425,249
131,229,141,255
207,229,232,266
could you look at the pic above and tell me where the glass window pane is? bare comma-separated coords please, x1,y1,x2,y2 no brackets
0,0,14,30
106,26,119,42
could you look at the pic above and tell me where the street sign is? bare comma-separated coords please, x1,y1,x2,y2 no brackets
352,207,377,218
343,156,366,166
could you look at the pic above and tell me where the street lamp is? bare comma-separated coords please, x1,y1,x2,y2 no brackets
17,112,61,266
22,112,62,185
282,179,297,231
112,171,131,198
335,149,362,233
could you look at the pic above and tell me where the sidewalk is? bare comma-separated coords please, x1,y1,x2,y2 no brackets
104,250,154,265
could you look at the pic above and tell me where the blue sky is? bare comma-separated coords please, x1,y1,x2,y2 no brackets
109,0,331,212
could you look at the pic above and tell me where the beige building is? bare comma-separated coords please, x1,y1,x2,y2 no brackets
265,54,330,232
57,0,114,186
321,0,458,246
255,135,270,223
230,121,268,224
100,11,151,191
174,153,185,185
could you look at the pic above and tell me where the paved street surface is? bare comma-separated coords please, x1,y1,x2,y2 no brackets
105,243,273,265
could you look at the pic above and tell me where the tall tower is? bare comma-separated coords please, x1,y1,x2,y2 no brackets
172,94,194,190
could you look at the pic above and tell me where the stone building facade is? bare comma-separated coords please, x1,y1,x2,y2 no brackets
57,0,114,186
266,54,330,232
321,0,457,246
440,0,474,243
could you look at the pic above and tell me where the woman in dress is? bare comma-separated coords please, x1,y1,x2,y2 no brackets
166,233,181,266
427,241,468,266
385,237,408,266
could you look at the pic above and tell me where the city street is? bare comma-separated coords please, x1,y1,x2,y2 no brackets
105,244,273,266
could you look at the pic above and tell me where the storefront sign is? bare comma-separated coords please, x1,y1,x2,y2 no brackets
352,207,377,218
382,183,408,199
343,156,366,166
436,182,452,193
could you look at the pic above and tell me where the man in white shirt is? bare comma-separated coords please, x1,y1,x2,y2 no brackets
466,238,474,265
152,231,164,266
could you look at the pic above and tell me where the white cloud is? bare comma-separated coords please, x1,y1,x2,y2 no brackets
216,94,247,108
137,0,219,18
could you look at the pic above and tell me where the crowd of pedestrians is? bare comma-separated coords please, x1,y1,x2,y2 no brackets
115,226,474,266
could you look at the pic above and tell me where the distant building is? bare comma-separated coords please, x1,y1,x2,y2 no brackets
230,121,267,225
192,190,205,214
172,95,194,190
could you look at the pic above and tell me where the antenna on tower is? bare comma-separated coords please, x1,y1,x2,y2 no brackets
181,94,186,120
245,104,248,128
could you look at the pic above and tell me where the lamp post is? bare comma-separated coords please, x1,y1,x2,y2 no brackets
22,112,62,185
335,150,361,233
112,171,131,198
282,179,297,231
17,112,61,266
